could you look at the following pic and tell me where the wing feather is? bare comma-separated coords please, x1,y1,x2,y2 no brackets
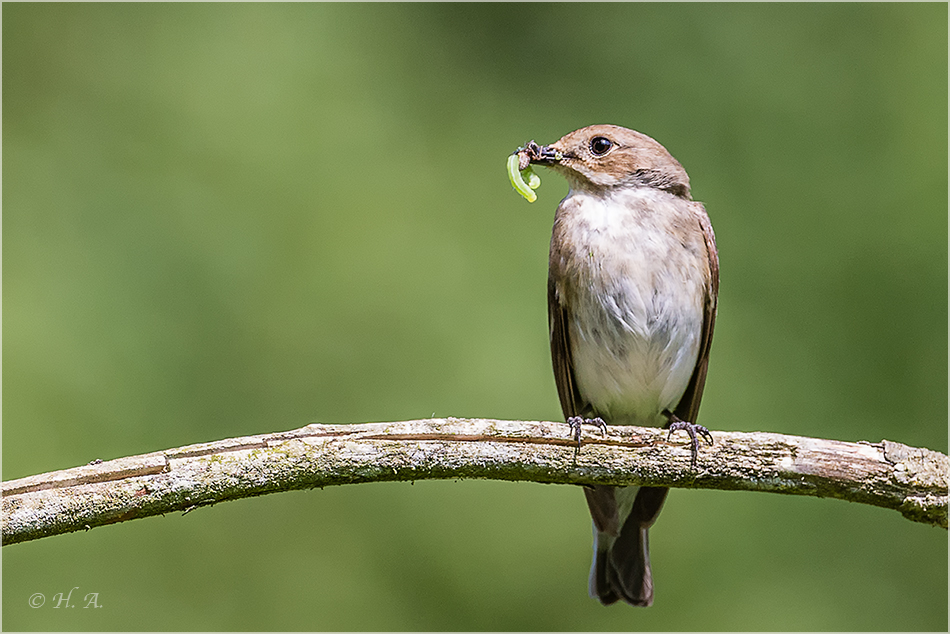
671,203,719,425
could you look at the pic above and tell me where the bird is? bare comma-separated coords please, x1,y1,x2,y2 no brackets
514,125,718,606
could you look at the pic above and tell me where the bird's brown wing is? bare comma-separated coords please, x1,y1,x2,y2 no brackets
548,274,588,420
672,202,719,425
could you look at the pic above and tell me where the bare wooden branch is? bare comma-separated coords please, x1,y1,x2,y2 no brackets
3,418,947,545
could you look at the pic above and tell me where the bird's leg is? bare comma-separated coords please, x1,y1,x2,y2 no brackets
567,416,608,446
663,410,713,470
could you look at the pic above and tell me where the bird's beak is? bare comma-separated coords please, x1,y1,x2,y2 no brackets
515,140,564,170
531,142,563,165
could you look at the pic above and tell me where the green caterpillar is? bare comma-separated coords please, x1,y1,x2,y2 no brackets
507,153,541,203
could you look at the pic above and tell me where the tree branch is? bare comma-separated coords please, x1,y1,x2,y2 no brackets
3,418,947,545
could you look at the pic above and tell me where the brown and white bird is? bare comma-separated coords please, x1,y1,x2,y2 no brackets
515,125,718,606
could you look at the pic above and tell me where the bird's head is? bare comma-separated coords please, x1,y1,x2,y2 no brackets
520,124,691,199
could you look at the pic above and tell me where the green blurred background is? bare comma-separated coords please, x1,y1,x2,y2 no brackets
3,3,947,631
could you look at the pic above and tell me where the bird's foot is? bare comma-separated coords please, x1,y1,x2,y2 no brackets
665,412,714,470
567,416,607,446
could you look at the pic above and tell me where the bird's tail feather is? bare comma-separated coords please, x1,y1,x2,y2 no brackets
587,486,668,607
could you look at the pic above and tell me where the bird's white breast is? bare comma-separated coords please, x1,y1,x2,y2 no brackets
551,187,708,426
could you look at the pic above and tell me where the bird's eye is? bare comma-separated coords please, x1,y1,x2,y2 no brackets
589,136,613,156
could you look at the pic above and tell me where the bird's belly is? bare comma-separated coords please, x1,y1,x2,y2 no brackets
569,270,704,427
551,186,710,427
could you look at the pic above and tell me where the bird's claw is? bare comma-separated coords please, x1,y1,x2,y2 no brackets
666,417,713,470
567,416,608,446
